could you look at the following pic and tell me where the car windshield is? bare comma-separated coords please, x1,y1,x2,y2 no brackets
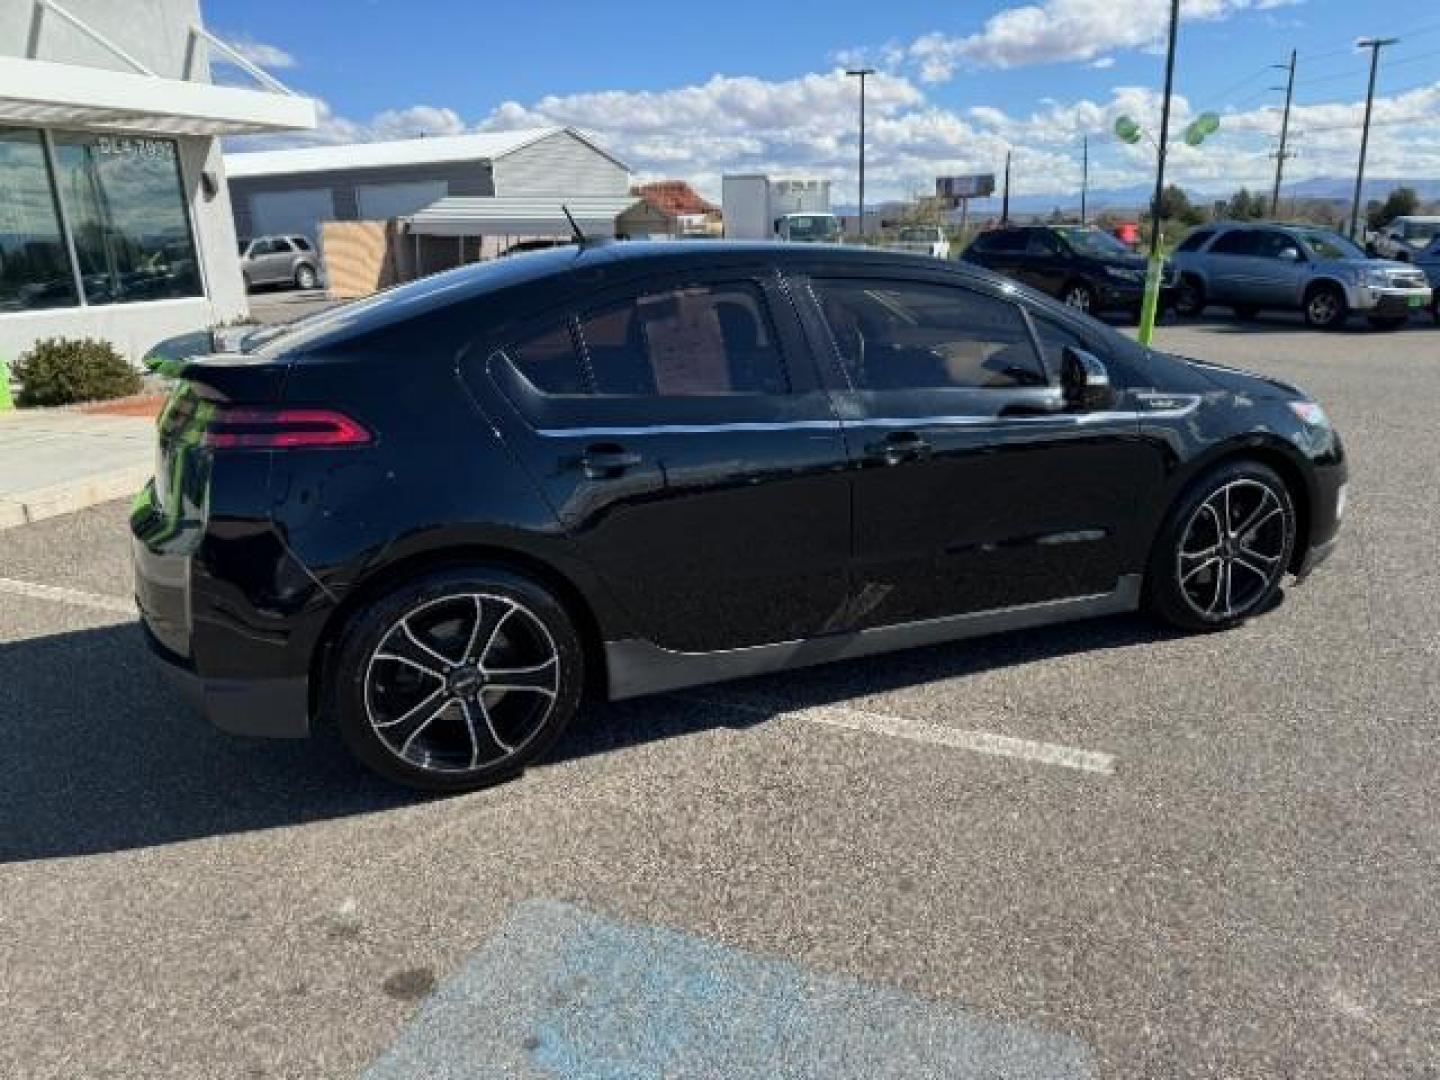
1402,221,1440,244
787,215,839,241
1296,229,1366,260
899,228,937,242
1052,227,1131,257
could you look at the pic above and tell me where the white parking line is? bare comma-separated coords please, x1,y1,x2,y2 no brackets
674,695,1115,776
0,577,135,616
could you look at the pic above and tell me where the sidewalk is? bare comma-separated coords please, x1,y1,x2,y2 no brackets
0,408,157,530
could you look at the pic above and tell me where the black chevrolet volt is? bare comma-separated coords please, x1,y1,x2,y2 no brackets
133,242,1346,792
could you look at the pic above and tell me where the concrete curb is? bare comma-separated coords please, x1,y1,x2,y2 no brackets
0,464,149,531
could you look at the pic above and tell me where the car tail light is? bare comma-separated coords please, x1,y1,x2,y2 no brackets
203,407,371,449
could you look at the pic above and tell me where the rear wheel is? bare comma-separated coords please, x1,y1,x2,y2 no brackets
1062,281,1096,315
1303,283,1347,330
328,567,583,792
1173,276,1207,318
1146,461,1296,632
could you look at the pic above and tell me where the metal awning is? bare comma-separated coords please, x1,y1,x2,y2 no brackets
0,55,316,135
405,196,644,237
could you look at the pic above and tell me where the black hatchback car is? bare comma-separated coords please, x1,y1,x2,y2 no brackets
134,241,1346,791
964,224,1177,318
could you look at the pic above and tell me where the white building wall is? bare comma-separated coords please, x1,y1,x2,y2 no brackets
492,131,630,197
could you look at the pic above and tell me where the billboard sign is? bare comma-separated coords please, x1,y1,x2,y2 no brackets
936,174,996,201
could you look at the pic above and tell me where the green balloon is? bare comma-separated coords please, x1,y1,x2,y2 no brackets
1197,111,1220,135
1114,116,1142,144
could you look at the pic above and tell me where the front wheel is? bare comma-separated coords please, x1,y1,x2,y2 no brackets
295,263,318,290
1303,284,1347,330
1061,281,1097,315
1146,462,1296,633
327,567,584,792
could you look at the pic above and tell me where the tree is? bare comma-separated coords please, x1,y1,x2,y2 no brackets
1225,188,1266,220
1367,187,1419,230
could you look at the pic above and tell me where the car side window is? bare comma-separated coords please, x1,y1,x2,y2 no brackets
986,229,1028,253
272,238,294,253
1177,230,1214,253
1209,230,1256,256
505,319,590,395
292,237,313,252
812,278,1048,391
578,282,789,397
1027,231,1061,255
1252,231,1300,259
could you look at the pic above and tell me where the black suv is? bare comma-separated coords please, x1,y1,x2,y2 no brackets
964,224,1176,318
134,241,1345,792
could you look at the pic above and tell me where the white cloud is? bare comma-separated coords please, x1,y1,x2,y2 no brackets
1090,56,1116,69
216,33,297,70
902,0,1303,79
229,67,1440,207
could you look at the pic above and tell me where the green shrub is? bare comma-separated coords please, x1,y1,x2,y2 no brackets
14,337,142,408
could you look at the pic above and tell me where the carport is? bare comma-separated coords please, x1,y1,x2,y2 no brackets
403,194,670,264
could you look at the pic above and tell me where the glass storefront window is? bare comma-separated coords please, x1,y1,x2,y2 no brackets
51,133,202,306
0,129,79,312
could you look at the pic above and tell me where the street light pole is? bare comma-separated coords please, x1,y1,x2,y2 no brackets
1138,0,1181,347
1269,50,1297,218
846,68,874,239
1080,135,1089,225
1349,37,1397,241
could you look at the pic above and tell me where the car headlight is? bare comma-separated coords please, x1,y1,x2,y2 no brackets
1359,266,1391,287
1288,401,1330,427
1105,265,1143,283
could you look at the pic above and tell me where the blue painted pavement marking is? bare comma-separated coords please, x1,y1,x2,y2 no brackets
363,900,1097,1079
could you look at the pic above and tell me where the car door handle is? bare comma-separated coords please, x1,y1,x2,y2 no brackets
580,443,642,479
864,431,931,465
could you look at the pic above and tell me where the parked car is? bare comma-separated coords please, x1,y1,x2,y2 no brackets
890,226,951,259
239,235,322,291
1417,236,1440,324
1170,222,1433,330
134,241,1346,792
1367,215,1440,262
963,224,1177,318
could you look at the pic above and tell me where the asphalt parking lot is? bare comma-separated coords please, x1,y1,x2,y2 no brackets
1,313,1437,1078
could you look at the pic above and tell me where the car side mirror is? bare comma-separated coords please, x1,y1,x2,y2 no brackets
1061,346,1114,412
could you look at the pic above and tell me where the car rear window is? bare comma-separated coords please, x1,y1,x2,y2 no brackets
1209,231,1256,256
506,320,589,395
1177,230,1214,253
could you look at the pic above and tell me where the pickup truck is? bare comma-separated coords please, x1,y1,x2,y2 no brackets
1368,216,1440,262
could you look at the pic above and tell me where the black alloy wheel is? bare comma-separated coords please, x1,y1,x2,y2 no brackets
330,567,583,792
1147,462,1296,631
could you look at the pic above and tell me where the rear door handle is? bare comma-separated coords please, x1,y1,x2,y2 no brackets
580,443,642,479
864,431,931,466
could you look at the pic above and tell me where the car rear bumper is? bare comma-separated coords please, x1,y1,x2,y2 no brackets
141,617,311,738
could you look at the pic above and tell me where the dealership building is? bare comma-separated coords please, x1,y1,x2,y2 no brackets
0,0,315,363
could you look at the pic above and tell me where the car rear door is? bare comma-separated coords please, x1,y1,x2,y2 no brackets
795,267,1151,627
1024,229,1070,295
471,266,852,654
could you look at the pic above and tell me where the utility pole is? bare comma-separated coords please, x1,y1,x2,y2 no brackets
1138,0,1181,347
1349,38,1397,241
1001,150,1012,223
1080,135,1089,224
846,68,874,239
1269,49,1296,218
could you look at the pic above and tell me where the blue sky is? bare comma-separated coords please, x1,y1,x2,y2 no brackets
209,0,1440,204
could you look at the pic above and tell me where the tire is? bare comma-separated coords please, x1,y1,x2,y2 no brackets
1366,315,1407,331
1145,461,1296,633
1303,283,1347,330
1061,280,1097,315
295,263,318,290
327,566,584,793
1173,275,1206,318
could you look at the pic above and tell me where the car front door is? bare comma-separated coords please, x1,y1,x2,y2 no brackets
1248,229,1311,307
1024,229,1070,295
1203,228,1259,304
471,268,852,654
969,229,1029,284
799,270,1153,627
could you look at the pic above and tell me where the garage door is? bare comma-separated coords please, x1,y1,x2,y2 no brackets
249,189,336,246
356,181,448,221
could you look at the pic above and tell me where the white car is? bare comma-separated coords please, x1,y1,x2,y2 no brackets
890,226,952,260
1369,216,1440,262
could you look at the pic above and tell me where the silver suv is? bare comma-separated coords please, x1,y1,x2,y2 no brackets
1171,222,1433,330
239,234,322,291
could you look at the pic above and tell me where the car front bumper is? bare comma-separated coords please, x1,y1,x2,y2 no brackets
1348,284,1433,314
